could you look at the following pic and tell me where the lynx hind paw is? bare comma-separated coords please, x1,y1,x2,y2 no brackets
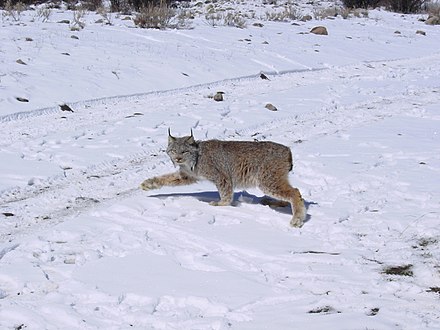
140,178,161,191
290,217,304,228
290,207,306,228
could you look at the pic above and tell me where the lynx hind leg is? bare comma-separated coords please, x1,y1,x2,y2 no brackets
141,172,196,191
260,178,306,228
289,187,306,228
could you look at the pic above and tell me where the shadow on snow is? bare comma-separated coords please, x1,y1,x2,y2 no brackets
150,190,315,223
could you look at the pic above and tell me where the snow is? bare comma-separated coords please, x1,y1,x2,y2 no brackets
1,2,440,329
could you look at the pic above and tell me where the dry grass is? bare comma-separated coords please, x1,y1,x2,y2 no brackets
2,0,25,21
382,264,414,276
426,2,440,16
205,10,247,28
133,0,174,29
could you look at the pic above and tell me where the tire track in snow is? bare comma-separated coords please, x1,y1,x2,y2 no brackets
0,68,323,125
1,52,438,126
1,54,439,243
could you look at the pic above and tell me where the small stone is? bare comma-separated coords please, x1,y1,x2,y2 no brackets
260,72,270,80
60,104,74,112
64,258,76,264
265,103,277,111
213,92,224,102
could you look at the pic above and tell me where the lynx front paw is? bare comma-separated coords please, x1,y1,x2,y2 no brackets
140,178,162,191
209,200,231,206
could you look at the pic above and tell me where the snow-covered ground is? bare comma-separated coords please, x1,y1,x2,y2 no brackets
1,3,439,329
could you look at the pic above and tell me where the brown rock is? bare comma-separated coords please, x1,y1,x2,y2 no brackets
310,26,328,35
265,103,277,111
425,15,440,25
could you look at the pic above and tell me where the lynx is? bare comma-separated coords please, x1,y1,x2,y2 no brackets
141,130,306,228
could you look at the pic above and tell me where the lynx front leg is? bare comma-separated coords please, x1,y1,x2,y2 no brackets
210,178,234,206
140,171,196,191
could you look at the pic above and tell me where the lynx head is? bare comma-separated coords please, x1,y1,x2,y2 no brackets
166,129,199,171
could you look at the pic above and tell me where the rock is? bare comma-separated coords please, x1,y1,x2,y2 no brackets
213,92,224,102
310,26,328,35
64,258,76,264
60,104,74,112
265,103,277,111
416,30,426,36
125,112,144,118
425,15,440,25
260,72,270,80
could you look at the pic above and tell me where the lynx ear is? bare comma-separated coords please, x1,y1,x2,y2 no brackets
187,129,195,144
168,128,176,143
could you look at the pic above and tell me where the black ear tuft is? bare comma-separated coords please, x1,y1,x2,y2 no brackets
187,129,197,145
168,128,176,143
